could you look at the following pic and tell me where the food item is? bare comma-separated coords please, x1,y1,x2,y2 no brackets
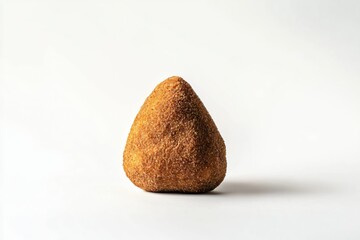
123,76,226,193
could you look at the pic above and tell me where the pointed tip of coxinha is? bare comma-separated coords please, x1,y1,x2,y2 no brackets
162,75,184,82
123,76,226,193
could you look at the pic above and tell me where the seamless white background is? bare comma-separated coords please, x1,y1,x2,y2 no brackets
1,0,360,239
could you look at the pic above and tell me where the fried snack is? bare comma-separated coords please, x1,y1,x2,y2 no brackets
123,76,226,193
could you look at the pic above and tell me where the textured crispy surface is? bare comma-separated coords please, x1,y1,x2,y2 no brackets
123,76,226,193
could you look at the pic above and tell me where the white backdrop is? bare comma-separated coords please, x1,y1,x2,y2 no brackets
2,0,360,239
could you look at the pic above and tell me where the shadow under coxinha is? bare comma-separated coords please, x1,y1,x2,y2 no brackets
143,179,331,196
213,180,329,196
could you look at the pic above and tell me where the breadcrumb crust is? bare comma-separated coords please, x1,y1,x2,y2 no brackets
123,76,226,193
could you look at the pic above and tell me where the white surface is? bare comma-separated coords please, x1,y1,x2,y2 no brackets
2,0,360,239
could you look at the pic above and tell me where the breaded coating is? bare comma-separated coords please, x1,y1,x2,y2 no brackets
123,76,226,193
